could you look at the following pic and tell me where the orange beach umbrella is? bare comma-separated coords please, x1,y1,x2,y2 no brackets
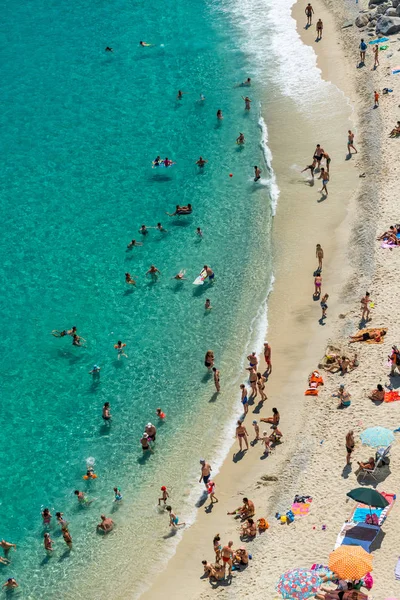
329,545,373,580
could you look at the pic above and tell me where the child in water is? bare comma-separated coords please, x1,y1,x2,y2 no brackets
158,486,169,505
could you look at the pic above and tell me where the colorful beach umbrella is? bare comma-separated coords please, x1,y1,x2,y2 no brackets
329,545,373,580
360,426,395,448
276,568,322,599
347,487,389,509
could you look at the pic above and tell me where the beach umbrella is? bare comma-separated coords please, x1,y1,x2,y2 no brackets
360,426,395,448
347,487,389,509
329,545,373,580
276,568,322,599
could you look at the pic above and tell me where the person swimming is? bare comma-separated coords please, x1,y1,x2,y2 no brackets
139,225,148,235
172,269,187,280
125,272,136,285
139,41,153,47
153,156,161,166
166,204,192,216
254,166,261,182
105,47,113,52
236,132,245,145
113,487,123,502
127,239,143,249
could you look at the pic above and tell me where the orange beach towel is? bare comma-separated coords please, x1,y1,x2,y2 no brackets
384,391,400,403
305,371,324,395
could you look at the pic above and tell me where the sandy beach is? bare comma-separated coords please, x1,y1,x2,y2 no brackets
138,0,400,595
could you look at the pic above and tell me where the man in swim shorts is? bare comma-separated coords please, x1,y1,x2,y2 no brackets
316,18,323,40
221,541,234,576
203,265,215,281
263,341,272,374
102,402,111,421
318,167,329,195
199,459,212,488
97,515,114,533
213,367,220,392
254,166,261,181
313,144,324,168
305,3,314,26
247,352,258,369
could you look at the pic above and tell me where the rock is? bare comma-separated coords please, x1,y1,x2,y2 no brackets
376,15,400,32
356,14,370,26
342,20,354,28
397,4,400,14
393,0,400,6
386,7,398,14
377,3,390,14
369,0,388,5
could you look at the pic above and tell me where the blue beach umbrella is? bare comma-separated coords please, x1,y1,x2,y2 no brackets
360,426,395,448
276,568,322,599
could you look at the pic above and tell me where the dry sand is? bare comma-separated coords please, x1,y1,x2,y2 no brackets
141,0,400,598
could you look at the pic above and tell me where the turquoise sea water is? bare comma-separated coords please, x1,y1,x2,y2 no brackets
0,0,275,596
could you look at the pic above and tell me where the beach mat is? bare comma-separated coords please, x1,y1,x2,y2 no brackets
353,328,388,344
381,241,399,249
341,523,381,552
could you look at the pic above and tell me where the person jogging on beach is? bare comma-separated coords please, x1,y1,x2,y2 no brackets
318,168,329,195
359,38,367,64
305,3,314,25
199,459,212,488
347,130,357,154
316,18,323,40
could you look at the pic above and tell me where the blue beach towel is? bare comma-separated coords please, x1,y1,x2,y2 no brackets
369,37,389,44
353,507,383,523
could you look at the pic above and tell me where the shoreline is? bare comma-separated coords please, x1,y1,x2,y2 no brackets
140,0,361,597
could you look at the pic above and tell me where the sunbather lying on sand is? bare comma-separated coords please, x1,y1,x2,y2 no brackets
369,384,384,402
349,329,386,343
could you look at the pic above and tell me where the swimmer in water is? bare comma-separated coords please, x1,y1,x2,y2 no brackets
254,166,261,182
52,326,77,338
125,272,137,285
0,557,10,566
2,579,18,589
196,227,203,237
203,265,215,282
84,465,97,480
158,486,169,505
114,340,128,359
97,515,114,533
139,225,148,235
156,407,166,419
74,490,93,505
113,487,123,502
56,512,69,528
242,77,251,86
166,506,185,528
140,432,153,452
139,41,153,47
146,265,161,279
154,223,168,232
205,298,212,310
172,269,187,280
200,94,206,101
216,110,223,120
163,157,175,167
242,96,252,110
44,533,53,553
177,90,187,99
166,204,192,216
105,47,113,52
127,239,143,249
153,156,161,167
89,364,101,376
42,508,52,526
72,334,85,347
102,402,111,421
196,156,208,167
0,540,16,556
236,132,245,145
62,526,72,549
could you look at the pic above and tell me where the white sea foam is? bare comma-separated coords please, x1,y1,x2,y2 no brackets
259,112,279,215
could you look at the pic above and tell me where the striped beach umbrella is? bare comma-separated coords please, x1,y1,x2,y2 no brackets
329,545,373,580
360,426,395,448
276,568,322,599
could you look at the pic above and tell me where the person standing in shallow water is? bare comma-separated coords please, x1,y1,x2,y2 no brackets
235,421,249,452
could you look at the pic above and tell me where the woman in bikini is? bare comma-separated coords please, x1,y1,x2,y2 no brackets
314,274,322,296
204,350,214,370
261,408,283,438
256,372,267,401
213,534,222,563
235,421,249,451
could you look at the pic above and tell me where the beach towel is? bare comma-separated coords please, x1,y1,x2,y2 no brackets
392,66,400,75
381,241,399,249
395,556,400,580
384,390,400,403
369,37,389,44
291,502,311,516
351,492,395,526
305,388,319,396
341,523,381,552
353,327,388,344
353,507,382,523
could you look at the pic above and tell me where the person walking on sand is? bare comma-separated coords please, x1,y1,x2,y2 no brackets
346,430,355,465
252,420,260,441
374,90,379,108
305,3,314,26
314,273,322,297
240,383,249,414
221,541,234,577
347,130,357,154
207,480,218,504
236,420,249,451
361,291,371,321
213,534,222,563
212,367,220,392
316,244,324,270
264,341,272,374
320,293,329,319
359,38,367,64
373,44,379,69
316,18,323,40
318,167,329,195
199,459,212,488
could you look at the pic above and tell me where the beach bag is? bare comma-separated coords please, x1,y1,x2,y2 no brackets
363,572,373,590
365,513,379,525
